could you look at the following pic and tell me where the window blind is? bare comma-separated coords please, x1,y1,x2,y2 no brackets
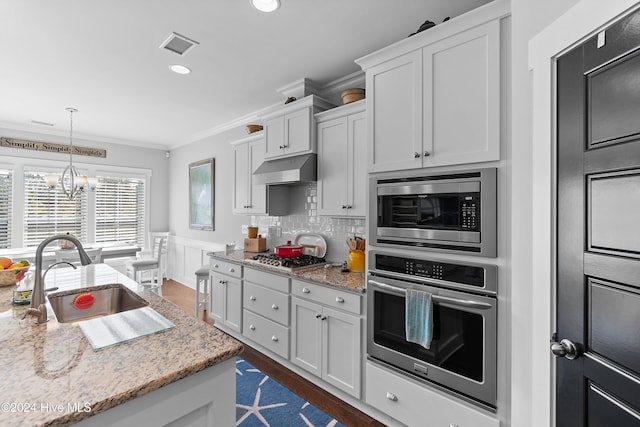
0,169,12,249
95,176,145,246
23,170,87,247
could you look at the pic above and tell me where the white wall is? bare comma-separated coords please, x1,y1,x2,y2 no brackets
167,127,249,285
0,127,170,239
510,1,592,427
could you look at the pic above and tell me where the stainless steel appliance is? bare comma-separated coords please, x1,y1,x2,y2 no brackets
370,168,497,257
367,250,497,409
245,253,327,272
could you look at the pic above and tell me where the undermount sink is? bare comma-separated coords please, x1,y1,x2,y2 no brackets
48,283,175,350
48,283,148,323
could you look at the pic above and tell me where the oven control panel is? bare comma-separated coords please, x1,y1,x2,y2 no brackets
375,254,485,288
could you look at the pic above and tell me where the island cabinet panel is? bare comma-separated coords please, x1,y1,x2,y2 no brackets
316,101,367,217
365,361,499,427
361,18,502,173
75,349,236,427
291,278,362,398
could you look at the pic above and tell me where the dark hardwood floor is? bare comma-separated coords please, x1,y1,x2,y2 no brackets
161,279,386,427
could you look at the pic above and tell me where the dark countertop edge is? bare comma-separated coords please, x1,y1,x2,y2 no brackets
208,251,366,294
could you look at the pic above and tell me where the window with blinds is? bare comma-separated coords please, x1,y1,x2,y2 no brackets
23,170,88,247
0,169,12,249
95,176,145,246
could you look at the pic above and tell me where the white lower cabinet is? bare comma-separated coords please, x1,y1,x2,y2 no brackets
210,271,242,333
243,309,290,359
291,280,362,398
209,259,242,333
366,361,499,427
242,267,291,359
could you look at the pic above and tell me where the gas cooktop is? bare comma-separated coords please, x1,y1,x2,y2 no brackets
245,253,327,272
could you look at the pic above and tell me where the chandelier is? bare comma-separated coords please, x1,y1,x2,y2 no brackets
43,108,96,199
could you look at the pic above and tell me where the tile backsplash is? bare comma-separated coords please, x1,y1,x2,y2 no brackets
249,183,366,263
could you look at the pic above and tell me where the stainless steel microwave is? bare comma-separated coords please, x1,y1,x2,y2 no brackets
369,168,497,257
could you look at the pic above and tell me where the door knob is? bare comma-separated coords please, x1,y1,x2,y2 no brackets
550,338,580,360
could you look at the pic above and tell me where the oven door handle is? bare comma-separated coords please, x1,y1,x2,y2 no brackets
368,279,493,310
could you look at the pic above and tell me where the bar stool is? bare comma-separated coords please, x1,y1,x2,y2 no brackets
195,266,210,317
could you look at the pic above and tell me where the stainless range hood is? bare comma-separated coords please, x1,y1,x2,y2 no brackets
253,153,317,185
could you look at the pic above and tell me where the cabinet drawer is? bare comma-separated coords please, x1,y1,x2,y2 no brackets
292,280,361,315
209,259,242,279
243,310,289,359
243,282,289,326
244,267,289,293
365,362,498,427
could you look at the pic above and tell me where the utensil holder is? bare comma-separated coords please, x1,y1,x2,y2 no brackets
347,250,365,273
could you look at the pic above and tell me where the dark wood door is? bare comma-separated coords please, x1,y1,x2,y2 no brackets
556,8,640,426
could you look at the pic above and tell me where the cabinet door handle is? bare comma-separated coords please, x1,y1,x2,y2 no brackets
341,205,347,209
219,280,227,285
413,152,421,158
386,392,398,402
271,304,279,310
321,316,327,321
249,324,256,331
229,268,235,273
335,296,344,303
271,335,279,342
423,151,431,157
315,314,322,319
213,264,219,269
346,205,352,209
302,287,310,294
250,295,256,301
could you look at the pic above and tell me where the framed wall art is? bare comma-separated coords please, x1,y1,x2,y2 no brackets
189,158,215,230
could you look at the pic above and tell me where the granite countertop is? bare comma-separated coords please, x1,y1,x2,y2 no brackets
0,264,243,427
209,250,366,294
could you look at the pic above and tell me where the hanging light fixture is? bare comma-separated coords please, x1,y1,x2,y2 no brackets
43,108,95,199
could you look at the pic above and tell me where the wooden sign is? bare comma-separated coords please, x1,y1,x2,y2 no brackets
0,137,106,158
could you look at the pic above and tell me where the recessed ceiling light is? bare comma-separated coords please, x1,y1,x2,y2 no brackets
251,0,280,13
169,64,191,75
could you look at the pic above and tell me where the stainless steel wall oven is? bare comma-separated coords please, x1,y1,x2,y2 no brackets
367,250,498,409
370,168,497,257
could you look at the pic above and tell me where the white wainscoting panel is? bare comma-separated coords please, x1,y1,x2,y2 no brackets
167,235,226,289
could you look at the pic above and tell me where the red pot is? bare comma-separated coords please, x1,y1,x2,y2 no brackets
274,241,304,258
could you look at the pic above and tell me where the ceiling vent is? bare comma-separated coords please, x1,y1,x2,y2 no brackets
159,32,199,56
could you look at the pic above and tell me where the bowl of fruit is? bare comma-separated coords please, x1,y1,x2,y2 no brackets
0,257,30,286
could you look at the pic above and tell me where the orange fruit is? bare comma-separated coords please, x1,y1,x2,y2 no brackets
0,257,12,269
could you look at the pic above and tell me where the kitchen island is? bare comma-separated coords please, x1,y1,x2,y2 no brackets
0,263,243,427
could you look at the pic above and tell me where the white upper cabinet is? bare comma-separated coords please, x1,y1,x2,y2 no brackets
316,101,367,217
365,51,424,173
260,95,334,160
357,12,505,173
232,133,267,215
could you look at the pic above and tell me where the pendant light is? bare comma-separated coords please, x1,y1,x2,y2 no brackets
43,108,95,199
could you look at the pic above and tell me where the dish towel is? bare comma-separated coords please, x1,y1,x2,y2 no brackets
405,288,433,349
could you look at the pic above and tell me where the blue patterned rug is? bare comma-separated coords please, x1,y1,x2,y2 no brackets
236,357,348,427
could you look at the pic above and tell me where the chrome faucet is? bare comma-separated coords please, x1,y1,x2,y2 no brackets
27,234,93,323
